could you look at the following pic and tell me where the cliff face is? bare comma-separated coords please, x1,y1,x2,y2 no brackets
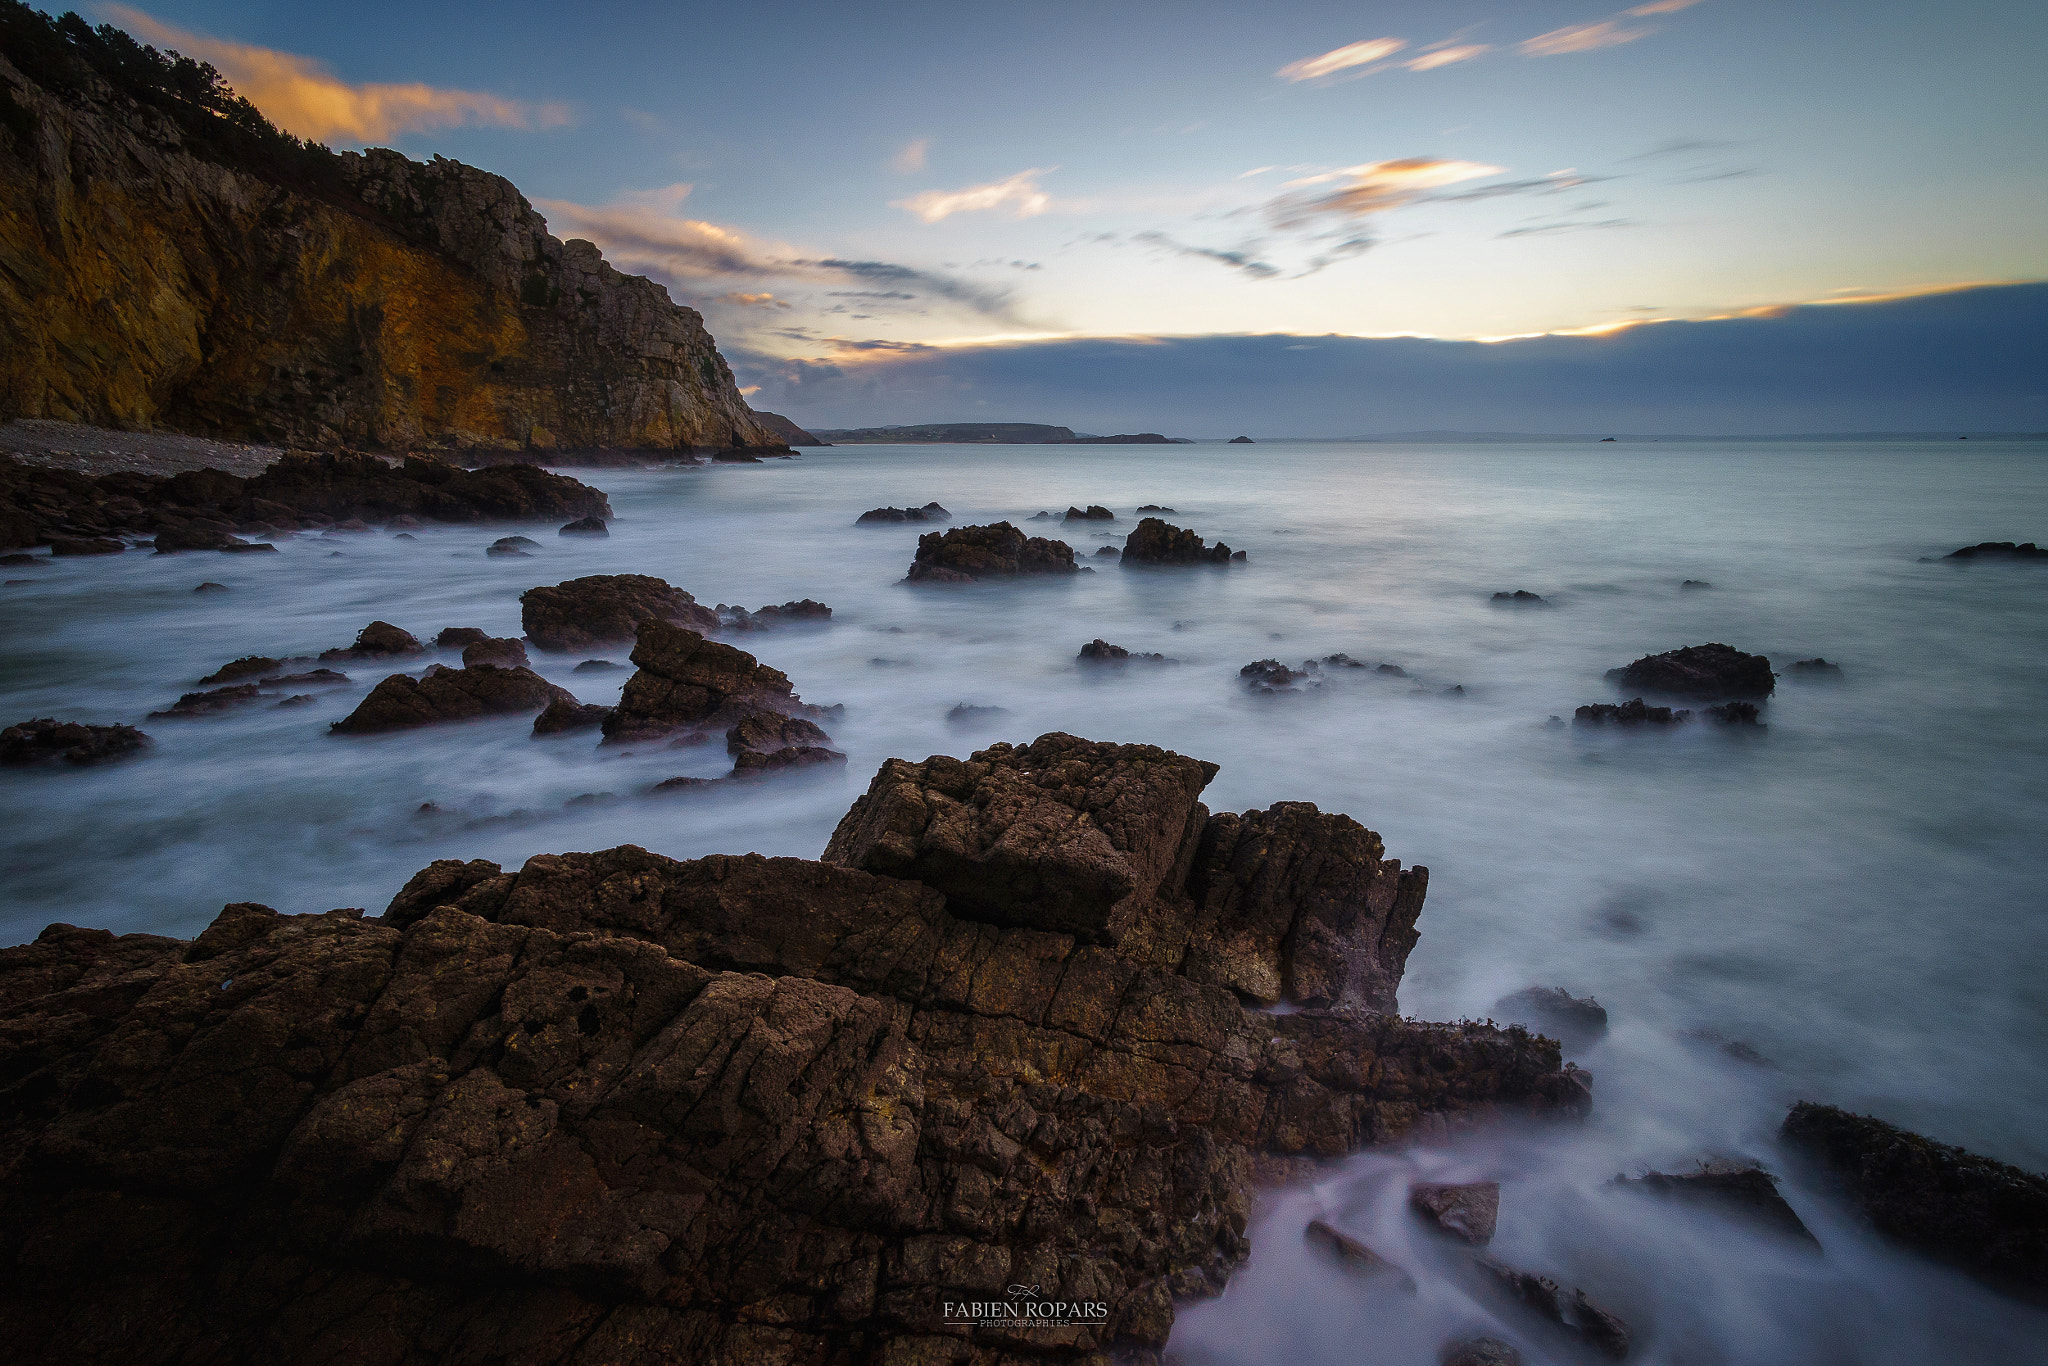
0,53,781,453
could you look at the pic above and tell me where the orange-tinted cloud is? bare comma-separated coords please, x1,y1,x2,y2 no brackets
1269,158,1503,227
1406,45,1492,71
890,137,931,174
1520,20,1656,55
103,5,569,143
1275,37,1406,81
892,168,1054,224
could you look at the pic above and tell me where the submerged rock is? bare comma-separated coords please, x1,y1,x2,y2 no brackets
0,734,1586,1364
716,599,832,630
146,684,266,719
1065,504,1116,521
1575,697,1690,726
330,665,576,733
1410,1181,1501,1245
1790,657,1844,677
1122,516,1238,565
855,502,949,524
520,573,719,652
1607,642,1775,700
1304,1218,1417,1293
1240,659,1304,690
1704,701,1764,725
485,535,536,557
1782,1101,2048,1296
1440,1338,1522,1366
1491,590,1550,606
153,526,271,553
1681,578,1714,590
319,621,425,661
192,581,228,593
1078,639,1176,665
0,718,150,765
603,619,812,743
1943,541,2045,560
945,702,1010,726
198,655,283,685
260,669,349,689
1474,1257,1630,1360
557,515,609,536
1612,1161,1819,1246
904,522,1082,581
572,658,623,673
1495,986,1610,1047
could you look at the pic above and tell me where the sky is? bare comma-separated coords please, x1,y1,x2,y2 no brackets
76,1,2048,433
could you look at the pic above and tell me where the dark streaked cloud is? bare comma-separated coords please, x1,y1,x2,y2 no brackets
1497,218,1633,238
1132,232,1282,280
733,283,2047,437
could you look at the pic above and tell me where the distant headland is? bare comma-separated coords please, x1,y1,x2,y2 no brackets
809,422,1191,444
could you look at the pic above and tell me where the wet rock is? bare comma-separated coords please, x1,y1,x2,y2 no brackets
485,536,535,557
726,710,833,755
48,537,123,555
1491,590,1549,606
1790,657,1844,677
603,618,812,743
1703,701,1763,725
260,669,349,689
1612,1160,1819,1246
1121,516,1236,565
242,452,613,525
905,522,1081,581
1241,659,1304,690
460,636,530,669
520,573,718,652
572,658,624,674
1411,1181,1501,1245
1,552,41,565
1781,1101,2048,1296
332,518,373,533
946,703,1010,726
1681,578,1714,590
192,581,228,593
1029,509,1055,520
330,665,577,734
199,655,284,685
716,599,833,630
531,698,613,735
273,694,316,708
147,684,266,719
387,514,423,530
563,791,619,808
1322,653,1366,668
1136,504,1178,513
1065,504,1116,521
1304,1218,1417,1293
1442,685,1467,697
1474,1256,1631,1360
1495,987,1610,1048
1440,1337,1522,1366
1078,639,1176,665
856,502,950,524
1575,698,1690,726
319,621,425,662
0,718,151,765
390,532,416,540
1943,541,2045,560
1607,642,1775,700
649,774,715,792
434,626,490,649
1375,663,1408,677
153,526,269,553
731,744,848,775
557,515,609,536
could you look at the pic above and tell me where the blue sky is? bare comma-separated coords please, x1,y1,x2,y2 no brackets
77,1,2048,430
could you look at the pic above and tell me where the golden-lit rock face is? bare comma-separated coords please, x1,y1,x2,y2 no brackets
0,55,780,452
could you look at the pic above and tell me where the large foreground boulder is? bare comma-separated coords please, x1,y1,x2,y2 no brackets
1121,516,1240,565
520,574,719,652
603,619,813,743
905,522,1081,582
1606,643,1775,700
0,736,1583,1365
245,453,613,524
330,665,577,733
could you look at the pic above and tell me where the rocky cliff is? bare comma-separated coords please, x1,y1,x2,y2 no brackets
0,8,783,454
0,734,1583,1365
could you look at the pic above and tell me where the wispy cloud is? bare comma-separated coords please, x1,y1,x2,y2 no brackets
1497,218,1633,238
1133,232,1282,280
1405,44,1492,71
1520,20,1655,55
1267,158,1504,229
890,137,931,174
892,168,1054,223
103,4,568,143
723,292,791,309
1276,38,1406,82
1626,0,1705,14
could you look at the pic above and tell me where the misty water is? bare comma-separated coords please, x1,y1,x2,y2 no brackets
3,439,2045,1362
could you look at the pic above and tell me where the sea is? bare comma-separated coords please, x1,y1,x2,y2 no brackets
3,438,2044,1363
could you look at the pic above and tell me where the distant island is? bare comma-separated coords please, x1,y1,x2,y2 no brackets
809,423,1189,444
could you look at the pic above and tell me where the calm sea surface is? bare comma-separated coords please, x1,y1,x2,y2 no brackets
3,439,2044,1361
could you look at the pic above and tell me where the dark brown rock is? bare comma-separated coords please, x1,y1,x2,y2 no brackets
1440,1337,1523,1366
726,711,833,755
1240,659,1304,690
461,636,530,669
1612,1160,1818,1246
1491,590,1549,606
531,699,613,736
731,745,848,774
486,535,535,557
0,718,150,765
1304,1218,1417,1293
259,669,349,688
146,684,266,719
558,515,609,536
572,658,623,673
1474,1257,1629,1359
856,502,949,524
152,526,261,553
1575,697,1690,725
1077,639,1175,665
905,522,1081,581
1782,1101,2048,1296
1704,701,1763,725
47,536,123,555
244,454,613,524
1121,517,1235,565
1411,1181,1501,1244
198,655,282,685
318,621,425,661
435,626,491,649
1065,505,1115,521
1607,643,1775,700
1790,657,1844,677
520,574,718,653
602,619,810,743
330,665,577,734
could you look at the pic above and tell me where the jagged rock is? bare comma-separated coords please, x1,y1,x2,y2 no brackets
1790,657,1844,677
1704,701,1763,724
1029,510,1055,520
1575,697,1690,726
572,658,622,673
0,717,149,765
1494,987,1609,1047
1782,1101,2048,1295
602,619,809,743
48,536,122,554
716,599,832,630
731,745,848,774
946,703,1010,726
1474,1257,1630,1359
198,655,282,685
330,665,576,733
1078,639,1176,665
1304,1218,1417,1293
461,636,530,669
259,669,348,688
318,621,424,661
1612,1161,1818,1245
558,515,608,536
1410,1182,1501,1244
1440,1338,1521,1366
1322,653,1366,668
726,711,832,755
486,535,535,557
1122,517,1236,565
905,522,1081,581
520,574,718,652
434,626,490,649
1241,659,1304,690
855,502,949,524
146,683,265,719
0,731,1586,1365
1607,643,1775,700
531,699,613,735
1136,505,1178,512
1065,505,1115,521
1943,542,2045,560
1491,590,1549,606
